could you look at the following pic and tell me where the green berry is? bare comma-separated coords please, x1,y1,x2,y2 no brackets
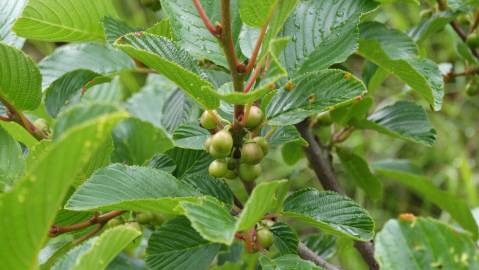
106,218,123,228
252,137,269,155
466,33,479,48
200,111,218,129
245,106,264,129
466,82,479,96
136,212,155,224
205,137,212,151
241,143,264,165
210,130,233,157
209,159,228,178
256,228,273,249
239,163,261,182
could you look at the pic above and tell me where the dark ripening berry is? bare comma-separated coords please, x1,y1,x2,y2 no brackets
200,110,218,129
252,137,269,155
209,159,228,178
210,130,233,157
256,228,273,249
245,106,264,129
239,163,261,182
226,158,237,170
224,169,237,179
241,143,264,165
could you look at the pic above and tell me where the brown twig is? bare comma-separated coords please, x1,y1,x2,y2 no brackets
0,115,11,121
72,224,103,245
298,243,343,270
296,120,379,270
244,22,269,74
49,210,125,237
0,95,46,141
444,67,479,82
193,0,220,37
244,64,263,93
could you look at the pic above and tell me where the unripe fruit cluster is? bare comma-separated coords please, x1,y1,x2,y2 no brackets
201,107,268,182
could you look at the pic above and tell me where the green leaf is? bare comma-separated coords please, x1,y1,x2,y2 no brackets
0,126,25,188
161,89,199,133
180,181,289,245
160,0,237,67
266,126,308,148
13,0,118,42
281,0,377,74
358,22,444,110
239,0,276,27
448,0,479,12
146,217,222,270
115,33,220,109
53,102,120,138
282,188,375,241
237,180,289,231
259,255,324,270
173,124,210,150
0,0,26,48
52,225,141,270
181,196,237,245
354,101,437,146
0,121,38,149
302,234,337,260
181,173,234,206
102,16,137,44
267,70,367,126
112,118,174,165
147,154,177,174
81,77,124,103
0,112,126,270
337,148,382,200
0,42,42,111
167,148,213,178
146,19,173,39
281,142,304,166
39,43,134,88
66,164,198,213
45,69,111,117
408,11,455,43
373,163,478,239
271,222,299,256
375,218,479,269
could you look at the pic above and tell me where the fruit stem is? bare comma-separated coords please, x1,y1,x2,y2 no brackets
470,10,479,33
241,103,252,126
436,0,479,59
192,0,220,37
49,210,126,237
243,63,263,93
208,110,225,128
244,21,269,74
0,95,47,141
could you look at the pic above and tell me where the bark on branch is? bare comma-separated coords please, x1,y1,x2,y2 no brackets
296,120,379,270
